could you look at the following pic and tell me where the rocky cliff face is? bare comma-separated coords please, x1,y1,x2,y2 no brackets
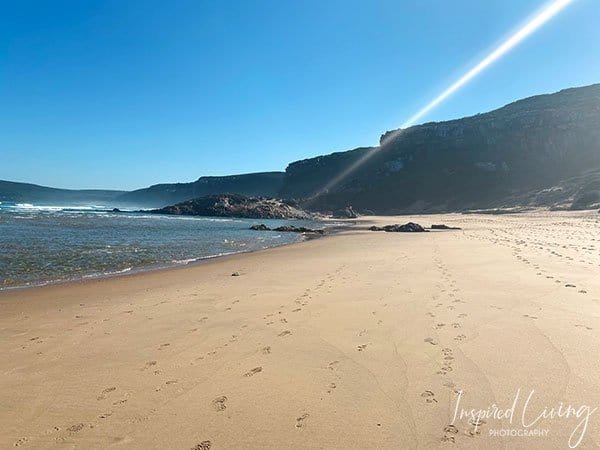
149,194,313,219
281,84,600,213
116,172,285,207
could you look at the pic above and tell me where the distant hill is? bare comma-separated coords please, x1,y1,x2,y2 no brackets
0,180,125,205
115,172,285,207
280,83,600,213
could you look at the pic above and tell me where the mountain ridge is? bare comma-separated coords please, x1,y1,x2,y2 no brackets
2,83,599,212
0,180,125,205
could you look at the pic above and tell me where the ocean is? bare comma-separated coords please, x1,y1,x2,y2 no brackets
0,202,324,290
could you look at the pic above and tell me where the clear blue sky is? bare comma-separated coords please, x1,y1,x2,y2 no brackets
1,0,599,190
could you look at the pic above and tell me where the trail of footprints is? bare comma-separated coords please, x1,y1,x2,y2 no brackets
424,254,481,443
11,265,349,448
472,219,596,301
469,218,598,332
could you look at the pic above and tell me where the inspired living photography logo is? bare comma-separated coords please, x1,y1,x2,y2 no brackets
451,388,597,448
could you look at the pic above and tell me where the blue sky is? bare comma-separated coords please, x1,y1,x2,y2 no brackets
1,0,599,190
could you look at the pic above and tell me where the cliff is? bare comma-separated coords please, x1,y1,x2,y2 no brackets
281,84,600,213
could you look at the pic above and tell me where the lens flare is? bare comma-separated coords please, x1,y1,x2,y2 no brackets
310,0,575,201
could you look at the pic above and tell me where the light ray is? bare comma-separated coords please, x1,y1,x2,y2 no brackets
309,0,575,202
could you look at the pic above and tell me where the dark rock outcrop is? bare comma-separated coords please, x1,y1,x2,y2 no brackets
274,225,323,234
150,194,313,219
369,222,428,232
249,224,270,231
250,224,323,234
431,224,461,230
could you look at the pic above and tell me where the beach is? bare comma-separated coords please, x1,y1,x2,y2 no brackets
1,211,599,449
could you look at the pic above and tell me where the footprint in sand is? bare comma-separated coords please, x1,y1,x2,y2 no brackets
212,396,227,411
565,284,576,288
523,314,538,320
261,346,271,354
295,413,309,429
327,361,340,371
14,437,29,447
243,367,263,377
454,334,466,342
67,423,86,433
435,323,446,329
159,343,170,349
43,426,61,435
327,382,337,393
437,364,454,375
441,424,459,443
97,386,116,400
421,390,438,403
575,324,593,330
451,323,461,329
357,344,369,352
278,330,291,337
443,381,456,390
424,337,438,346
192,441,212,450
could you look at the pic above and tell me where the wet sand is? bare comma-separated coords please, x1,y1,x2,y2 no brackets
1,211,599,449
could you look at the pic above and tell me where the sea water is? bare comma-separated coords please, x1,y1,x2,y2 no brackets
0,202,323,289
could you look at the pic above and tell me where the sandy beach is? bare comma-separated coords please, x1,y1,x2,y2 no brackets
1,211,599,449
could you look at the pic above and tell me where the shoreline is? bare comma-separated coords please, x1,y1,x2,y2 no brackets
0,218,353,295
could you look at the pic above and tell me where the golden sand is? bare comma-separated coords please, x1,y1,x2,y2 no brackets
1,212,599,449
